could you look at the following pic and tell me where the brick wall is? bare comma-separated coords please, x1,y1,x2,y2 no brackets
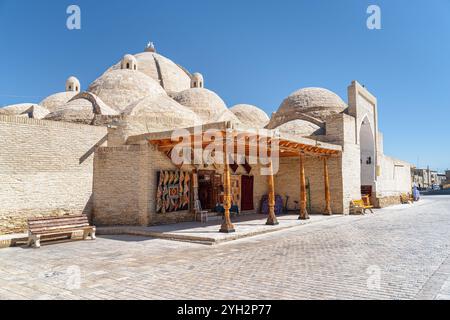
0,115,108,234
93,145,150,227
276,155,345,215
376,155,412,199
93,144,272,227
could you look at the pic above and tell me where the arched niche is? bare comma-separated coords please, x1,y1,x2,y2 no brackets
360,116,376,189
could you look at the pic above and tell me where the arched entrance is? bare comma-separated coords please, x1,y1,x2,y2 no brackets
360,116,376,197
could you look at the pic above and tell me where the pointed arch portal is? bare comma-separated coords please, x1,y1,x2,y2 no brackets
360,116,376,196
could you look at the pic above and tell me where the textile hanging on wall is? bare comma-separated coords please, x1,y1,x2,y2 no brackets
156,171,191,213
242,157,252,175
230,163,239,173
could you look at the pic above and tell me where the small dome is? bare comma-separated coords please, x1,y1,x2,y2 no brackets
124,95,202,130
66,76,80,92
173,88,231,123
276,119,324,137
191,72,204,88
40,91,78,112
230,104,270,128
216,109,241,123
45,93,118,124
121,54,138,71
107,51,192,93
88,69,166,112
0,103,49,119
268,87,347,128
0,103,35,115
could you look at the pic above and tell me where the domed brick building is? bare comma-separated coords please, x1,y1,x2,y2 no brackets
0,42,412,234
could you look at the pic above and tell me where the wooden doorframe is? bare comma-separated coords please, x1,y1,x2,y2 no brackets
240,175,255,211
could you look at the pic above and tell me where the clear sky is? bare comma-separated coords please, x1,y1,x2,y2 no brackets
0,0,449,171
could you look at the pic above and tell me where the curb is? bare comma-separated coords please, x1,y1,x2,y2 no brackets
97,215,343,246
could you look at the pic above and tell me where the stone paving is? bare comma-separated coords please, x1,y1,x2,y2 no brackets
97,213,339,245
0,196,450,300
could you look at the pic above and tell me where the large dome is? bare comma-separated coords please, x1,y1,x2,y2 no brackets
230,104,270,128
268,87,347,128
124,95,202,130
45,93,118,124
40,92,78,112
108,51,191,94
275,119,324,137
88,69,166,112
216,109,241,123
0,103,49,119
173,88,235,124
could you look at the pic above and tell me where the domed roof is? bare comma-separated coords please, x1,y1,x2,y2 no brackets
39,91,78,112
108,51,191,94
191,72,204,88
0,103,49,119
0,103,35,115
173,88,233,124
191,72,203,81
230,104,270,128
123,95,202,131
66,76,81,92
45,93,118,124
216,109,241,123
276,119,324,137
268,87,347,128
88,69,166,112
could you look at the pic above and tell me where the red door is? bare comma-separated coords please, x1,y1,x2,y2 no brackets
241,175,254,211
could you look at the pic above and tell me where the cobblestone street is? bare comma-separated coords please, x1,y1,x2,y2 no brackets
1,196,449,300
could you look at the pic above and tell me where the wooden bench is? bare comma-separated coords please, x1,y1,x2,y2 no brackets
352,196,374,215
27,215,96,248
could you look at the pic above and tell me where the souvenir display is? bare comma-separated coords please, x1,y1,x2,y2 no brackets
156,171,191,213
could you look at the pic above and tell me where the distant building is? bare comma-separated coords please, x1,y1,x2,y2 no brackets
437,173,447,187
412,168,447,189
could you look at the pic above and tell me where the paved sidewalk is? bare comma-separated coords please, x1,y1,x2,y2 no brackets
97,213,340,245
0,196,449,300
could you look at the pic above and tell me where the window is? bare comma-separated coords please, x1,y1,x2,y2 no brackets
127,63,130,69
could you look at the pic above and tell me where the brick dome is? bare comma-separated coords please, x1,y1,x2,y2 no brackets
267,87,347,128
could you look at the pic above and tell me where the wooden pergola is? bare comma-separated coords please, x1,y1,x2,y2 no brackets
127,122,342,233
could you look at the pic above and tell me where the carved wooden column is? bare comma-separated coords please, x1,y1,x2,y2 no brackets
220,150,235,233
299,153,309,220
266,160,279,226
323,157,332,215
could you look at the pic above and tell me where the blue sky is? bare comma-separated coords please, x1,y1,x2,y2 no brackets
0,0,449,171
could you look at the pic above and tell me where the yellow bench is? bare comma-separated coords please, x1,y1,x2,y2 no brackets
352,196,374,215
400,193,413,204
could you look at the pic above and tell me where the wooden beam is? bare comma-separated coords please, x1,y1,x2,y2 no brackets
266,160,279,226
220,147,235,233
299,154,309,220
323,157,332,215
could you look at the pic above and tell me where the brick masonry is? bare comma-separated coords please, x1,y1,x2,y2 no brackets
92,106,411,226
0,80,412,233
93,143,271,227
0,115,107,234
